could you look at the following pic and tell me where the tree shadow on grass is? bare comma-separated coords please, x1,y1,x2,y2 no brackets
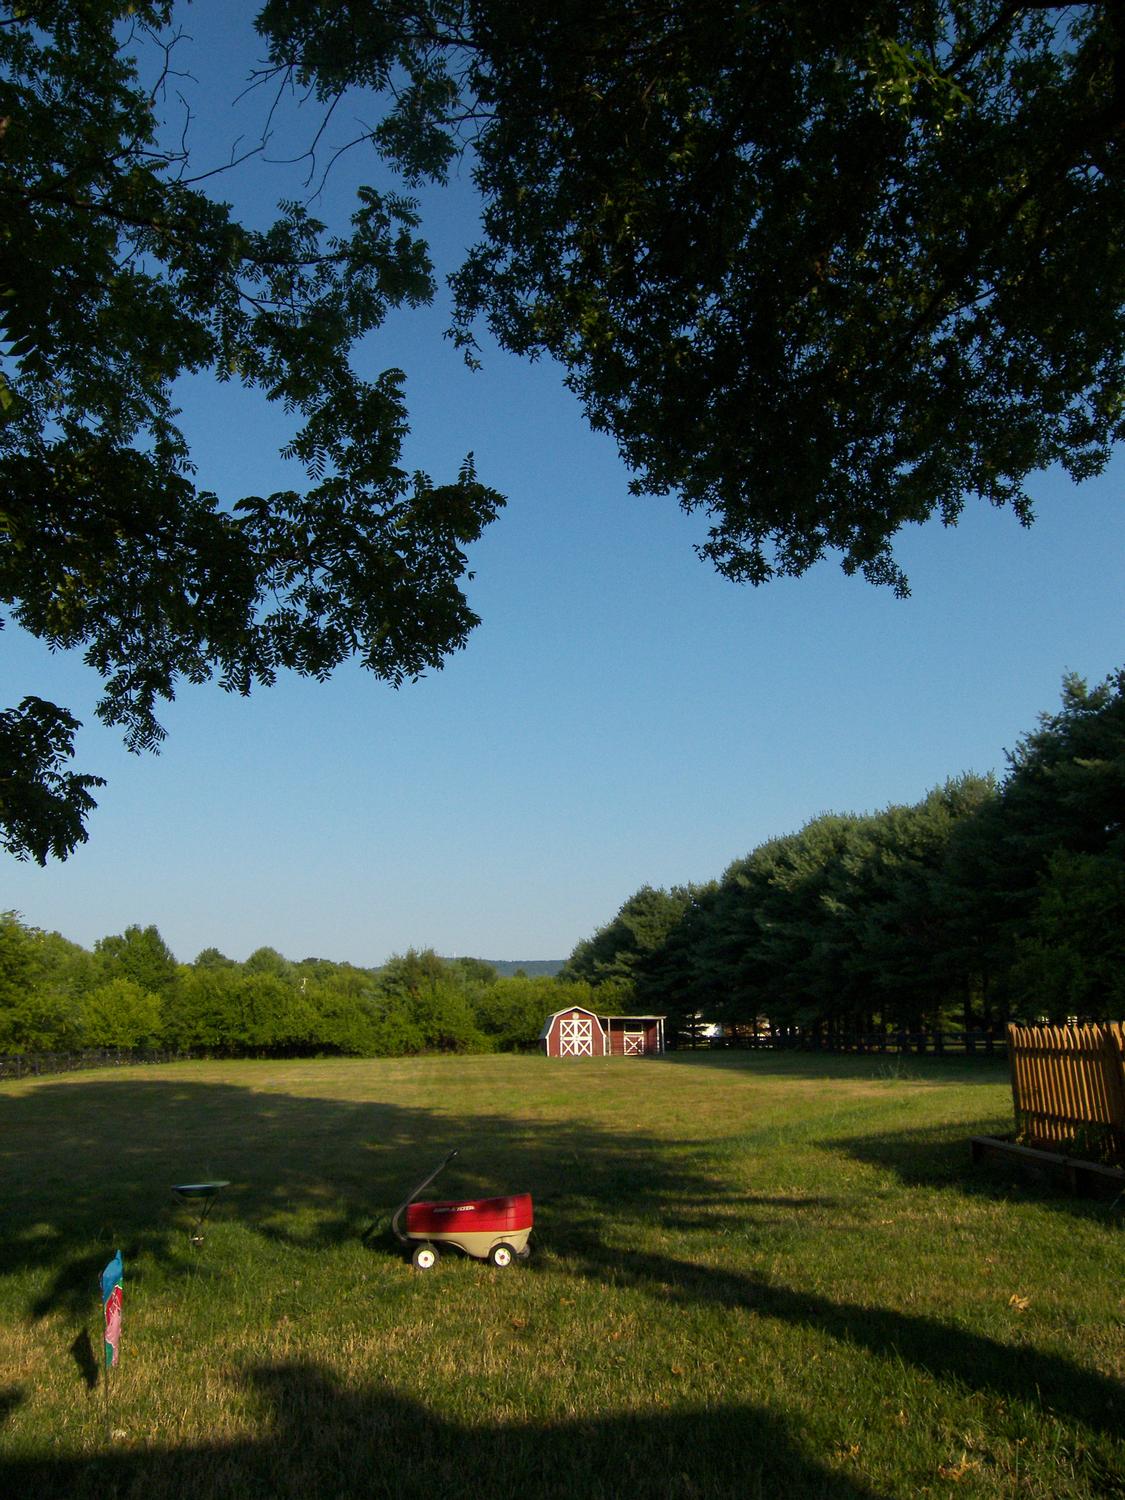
69,1329,99,1392
656,1194,845,1233
831,1119,1125,1220
0,1386,24,1429
0,1074,732,1321
0,1360,879,1500
0,1076,882,1496
666,1051,1011,1086
2,1071,1120,1476
545,1226,1123,1445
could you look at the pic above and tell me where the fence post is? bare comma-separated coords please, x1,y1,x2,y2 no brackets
1103,1023,1125,1161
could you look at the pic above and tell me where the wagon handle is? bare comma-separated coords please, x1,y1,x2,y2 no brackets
390,1149,459,1245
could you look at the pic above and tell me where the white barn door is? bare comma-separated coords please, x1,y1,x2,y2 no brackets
559,1016,594,1056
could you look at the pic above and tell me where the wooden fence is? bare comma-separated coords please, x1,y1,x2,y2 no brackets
1007,1022,1125,1165
681,1029,1006,1056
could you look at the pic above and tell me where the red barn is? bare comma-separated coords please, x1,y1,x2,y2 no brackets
540,1007,665,1058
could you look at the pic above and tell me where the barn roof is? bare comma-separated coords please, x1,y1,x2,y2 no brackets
538,1007,666,1038
538,1005,602,1039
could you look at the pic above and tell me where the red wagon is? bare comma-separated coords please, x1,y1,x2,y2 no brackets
391,1151,533,1270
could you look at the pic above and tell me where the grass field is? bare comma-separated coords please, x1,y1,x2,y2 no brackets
0,1052,1121,1498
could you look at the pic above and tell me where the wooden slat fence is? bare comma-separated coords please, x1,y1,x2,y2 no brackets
1007,1022,1125,1164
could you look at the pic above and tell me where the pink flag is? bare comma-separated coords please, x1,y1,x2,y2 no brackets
101,1251,122,1369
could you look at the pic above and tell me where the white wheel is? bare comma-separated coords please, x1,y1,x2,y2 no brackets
412,1243,438,1270
488,1242,514,1268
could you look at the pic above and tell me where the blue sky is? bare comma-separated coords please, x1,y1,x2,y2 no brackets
3,5,1123,966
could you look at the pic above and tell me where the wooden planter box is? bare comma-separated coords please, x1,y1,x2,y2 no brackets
970,1136,1125,1202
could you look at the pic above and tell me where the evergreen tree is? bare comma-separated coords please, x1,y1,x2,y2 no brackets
1009,849,1125,1021
561,885,698,988
945,669,1125,1018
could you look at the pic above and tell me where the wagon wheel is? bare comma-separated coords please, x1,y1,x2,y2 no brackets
488,1242,515,1268
412,1243,439,1270
516,1245,531,1262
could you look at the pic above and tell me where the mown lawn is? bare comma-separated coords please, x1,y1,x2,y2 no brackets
0,1052,1120,1498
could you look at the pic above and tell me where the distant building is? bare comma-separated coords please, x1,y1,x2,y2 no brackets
540,1005,666,1058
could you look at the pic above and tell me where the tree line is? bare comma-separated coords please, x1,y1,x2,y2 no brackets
561,671,1125,1041
0,930,582,1058
4,670,1120,1058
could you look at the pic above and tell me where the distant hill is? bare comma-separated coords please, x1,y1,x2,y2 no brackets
466,958,566,978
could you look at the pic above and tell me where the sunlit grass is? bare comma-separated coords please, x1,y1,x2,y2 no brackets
1,1052,1121,1497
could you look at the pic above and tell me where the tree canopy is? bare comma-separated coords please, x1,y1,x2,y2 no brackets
0,0,503,861
0,922,558,1057
3,2,1122,861
564,672,1125,1035
444,1,1124,592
